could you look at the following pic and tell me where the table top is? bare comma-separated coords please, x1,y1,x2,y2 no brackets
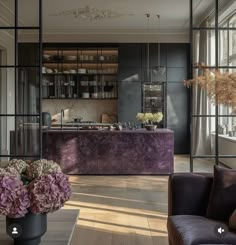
44,128,174,134
0,209,79,245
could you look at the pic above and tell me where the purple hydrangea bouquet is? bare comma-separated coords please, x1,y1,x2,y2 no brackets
0,159,72,245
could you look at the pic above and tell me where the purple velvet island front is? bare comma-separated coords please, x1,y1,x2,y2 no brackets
42,129,174,175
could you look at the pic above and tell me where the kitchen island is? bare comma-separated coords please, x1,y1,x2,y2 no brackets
42,129,174,175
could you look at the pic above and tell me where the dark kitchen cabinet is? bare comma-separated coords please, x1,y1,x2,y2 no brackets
118,44,142,123
118,43,190,154
119,44,142,68
167,82,189,153
166,44,190,154
118,81,142,123
141,43,167,68
166,43,188,68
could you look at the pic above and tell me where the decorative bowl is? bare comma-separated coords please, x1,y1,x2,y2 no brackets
145,125,157,131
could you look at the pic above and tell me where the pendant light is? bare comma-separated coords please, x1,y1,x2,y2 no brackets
156,14,166,75
145,13,151,82
145,14,166,83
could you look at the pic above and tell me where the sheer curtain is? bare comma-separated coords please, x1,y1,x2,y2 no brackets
192,21,213,156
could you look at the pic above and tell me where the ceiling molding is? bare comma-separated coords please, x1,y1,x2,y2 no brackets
43,28,188,35
19,32,189,43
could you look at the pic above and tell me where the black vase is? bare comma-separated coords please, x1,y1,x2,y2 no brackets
42,112,52,128
6,212,47,245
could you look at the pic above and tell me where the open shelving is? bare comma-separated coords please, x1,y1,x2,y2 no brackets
42,47,119,100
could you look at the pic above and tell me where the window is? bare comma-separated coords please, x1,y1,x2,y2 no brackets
217,13,236,132
190,0,236,169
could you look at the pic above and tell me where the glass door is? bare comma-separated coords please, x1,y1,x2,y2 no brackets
0,0,42,161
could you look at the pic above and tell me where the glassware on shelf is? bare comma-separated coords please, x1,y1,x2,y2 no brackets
112,81,117,98
81,80,90,98
67,82,73,98
103,81,114,98
42,77,49,98
43,47,118,100
78,68,86,74
90,81,98,98
97,83,103,99
99,55,105,61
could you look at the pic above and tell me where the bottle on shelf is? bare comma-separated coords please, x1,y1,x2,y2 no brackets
81,80,90,98
90,81,98,98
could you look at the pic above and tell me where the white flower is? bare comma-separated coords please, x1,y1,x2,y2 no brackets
152,112,163,123
136,113,145,122
8,159,27,174
144,113,154,122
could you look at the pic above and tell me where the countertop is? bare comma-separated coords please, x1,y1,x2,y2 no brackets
44,128,174,134
52,122,113,127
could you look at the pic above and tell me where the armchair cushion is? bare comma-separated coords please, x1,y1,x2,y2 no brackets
207,166,236,221
168,173,213,216
167,215,236,245
229,210,236,231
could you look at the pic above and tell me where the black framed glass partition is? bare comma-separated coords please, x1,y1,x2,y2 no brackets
190,0,236,171
0,0,42,161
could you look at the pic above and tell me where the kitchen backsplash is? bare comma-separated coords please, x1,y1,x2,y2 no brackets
42,100,118,123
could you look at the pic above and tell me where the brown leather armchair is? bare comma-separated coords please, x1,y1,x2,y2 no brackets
167,173,236,245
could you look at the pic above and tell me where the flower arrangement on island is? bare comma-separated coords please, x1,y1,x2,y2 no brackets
136,112,163,124
0,159,71,218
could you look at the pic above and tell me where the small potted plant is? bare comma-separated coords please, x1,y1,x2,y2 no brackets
136,112,163,131
0,159,71,245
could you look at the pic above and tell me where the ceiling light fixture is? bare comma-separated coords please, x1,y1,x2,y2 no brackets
156,14,166,75
145,14,166,84
145,13,151,82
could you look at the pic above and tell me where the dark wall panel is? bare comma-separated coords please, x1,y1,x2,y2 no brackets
166,43,188,68
141,43,167,67
118,68,142,82
118,43,190,154
119,44,142,67
118,44,142,123
167,67,188,82
118,81,141,123
167,83,189,153
166,44,190,154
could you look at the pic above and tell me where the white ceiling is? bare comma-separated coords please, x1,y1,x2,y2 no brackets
42,0,190,32
1,0,230,43
1,0,193,32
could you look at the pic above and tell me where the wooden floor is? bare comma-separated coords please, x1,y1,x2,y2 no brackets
65,155,215,245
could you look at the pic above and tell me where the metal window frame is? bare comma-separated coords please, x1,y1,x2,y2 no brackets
190,0,236,171
0,0,42,159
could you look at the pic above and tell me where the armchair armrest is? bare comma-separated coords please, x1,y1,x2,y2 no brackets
168,173,213,216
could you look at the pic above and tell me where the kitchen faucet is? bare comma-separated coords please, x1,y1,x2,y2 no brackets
60,109,64,129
